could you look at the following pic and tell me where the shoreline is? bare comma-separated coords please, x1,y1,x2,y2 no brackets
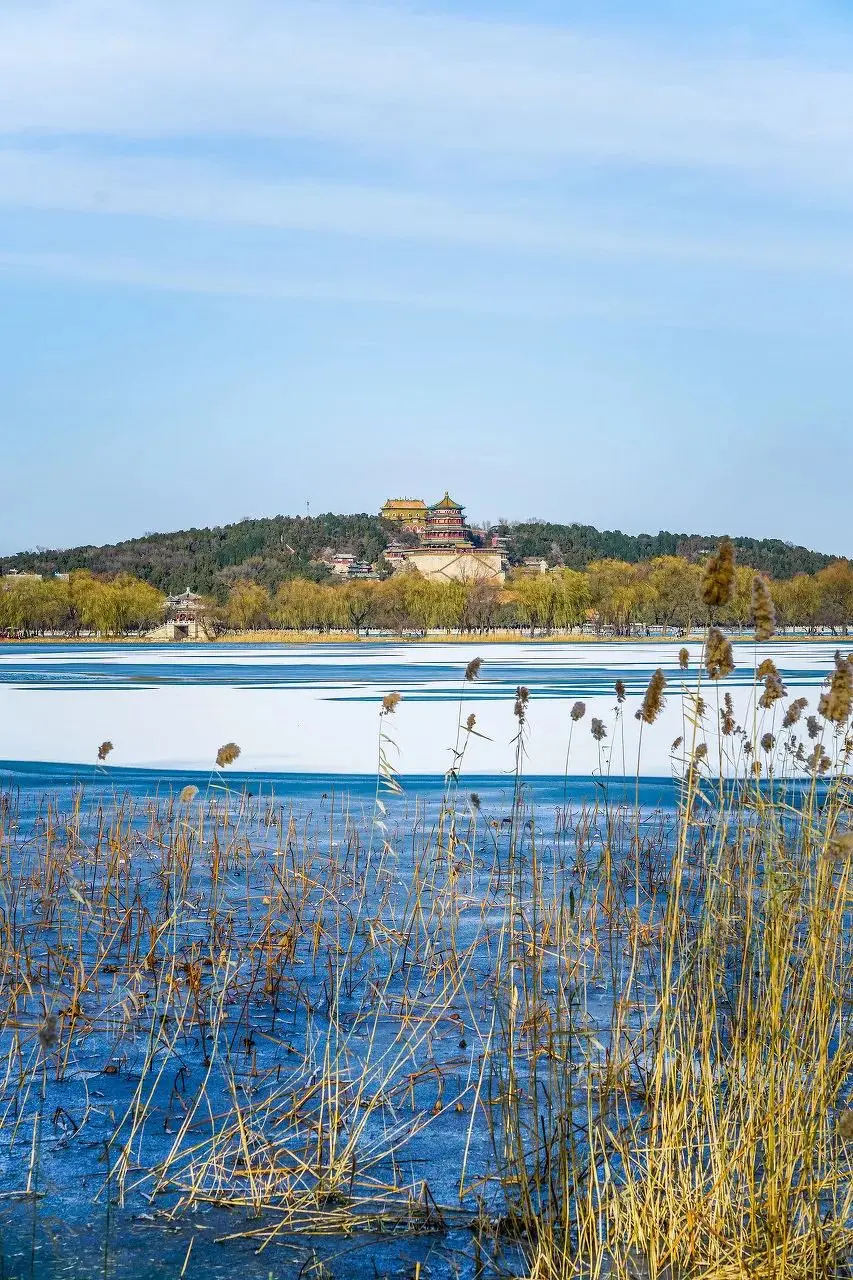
0,627,845,646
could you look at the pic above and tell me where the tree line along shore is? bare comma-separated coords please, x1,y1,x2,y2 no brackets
2,552,853,637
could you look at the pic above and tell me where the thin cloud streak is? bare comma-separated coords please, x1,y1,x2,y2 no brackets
0,2,852,197
2,247,852,338
2,148,853,276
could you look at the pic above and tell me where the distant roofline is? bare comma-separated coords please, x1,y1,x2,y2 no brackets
429,491,464,511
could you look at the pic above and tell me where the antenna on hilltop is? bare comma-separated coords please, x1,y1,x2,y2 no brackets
306,499,311,518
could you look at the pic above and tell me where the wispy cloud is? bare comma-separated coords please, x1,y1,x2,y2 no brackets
2,146,853,277
0,1,852,195
2,0,853,321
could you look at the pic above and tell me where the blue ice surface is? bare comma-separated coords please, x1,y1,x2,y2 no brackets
0,757,832,819
0,755,678,807
0,639,839,697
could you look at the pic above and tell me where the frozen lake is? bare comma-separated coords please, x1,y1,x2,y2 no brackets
0,638,842,782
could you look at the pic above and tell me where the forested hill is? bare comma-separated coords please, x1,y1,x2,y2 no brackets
0,515,397,598
497,523,834,580
0,513,838,598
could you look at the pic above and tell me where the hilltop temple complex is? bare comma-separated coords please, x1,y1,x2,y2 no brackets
380,492,505,583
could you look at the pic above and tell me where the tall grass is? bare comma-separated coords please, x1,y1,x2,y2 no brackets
487,642,853,1279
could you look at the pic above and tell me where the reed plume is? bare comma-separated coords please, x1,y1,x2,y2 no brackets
720,692,735,736
678,647,689,670
751,574,776,641
783,697,808,728
464,657,482,681
638,669,667,725
615,680,626,703
215,742,241,767
701,537,735,607
818,652,853,725
806,743,831,775
590,717,607,742
381,691,402,715
97,740,113,762
179,784,198,804
570,700,586,722
705,627,734,680
759,673,786,710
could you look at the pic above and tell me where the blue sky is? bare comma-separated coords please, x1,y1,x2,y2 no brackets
2,0,852,556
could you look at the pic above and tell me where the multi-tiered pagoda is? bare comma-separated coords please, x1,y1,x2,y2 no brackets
423,492,472,548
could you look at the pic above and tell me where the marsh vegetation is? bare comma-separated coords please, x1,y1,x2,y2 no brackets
0,543,852,1278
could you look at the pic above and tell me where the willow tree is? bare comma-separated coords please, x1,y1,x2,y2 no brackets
225,580,271,631
272,578,333,631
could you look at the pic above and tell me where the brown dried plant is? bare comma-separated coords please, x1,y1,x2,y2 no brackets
705,627,734,681
464,657,482,681
720,693,735,736
806,743,831,775
701,537,735,608
759,673,787,710
818,652,853,725
783,697,808,728
638,669,667,725
751,574,776,642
